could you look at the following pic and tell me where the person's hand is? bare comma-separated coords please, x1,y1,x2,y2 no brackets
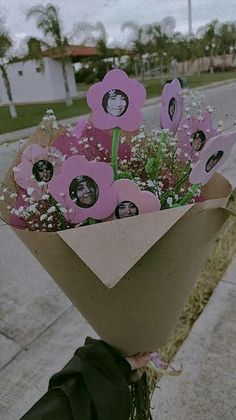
125,353,152,371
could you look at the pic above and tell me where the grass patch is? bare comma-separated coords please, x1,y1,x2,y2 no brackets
159,191,236,363
1,71,236,134
146,70,236,98
0,98,89,135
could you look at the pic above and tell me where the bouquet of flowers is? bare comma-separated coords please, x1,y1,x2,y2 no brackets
0,70,235,418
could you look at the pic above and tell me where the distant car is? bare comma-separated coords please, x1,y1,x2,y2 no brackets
163,77,188,88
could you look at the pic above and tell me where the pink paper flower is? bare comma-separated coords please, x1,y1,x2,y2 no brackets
72,118,88,139
105,179,160,221
14,145,63,200
177,112,218,162
87,69,146,131
160,79,183,135
189,133,236,185
48,155,117,224
53,120,132,162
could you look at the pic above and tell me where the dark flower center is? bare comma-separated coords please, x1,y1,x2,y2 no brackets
115,200,139,219
168,97,176,121
32,160,54,182
205,151,224,173
192,130,206,152
102,89,129,117
69,175,99,208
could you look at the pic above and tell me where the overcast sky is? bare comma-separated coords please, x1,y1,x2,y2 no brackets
1,0,236,48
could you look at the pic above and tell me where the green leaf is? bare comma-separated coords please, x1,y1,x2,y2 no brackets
116,171,133,180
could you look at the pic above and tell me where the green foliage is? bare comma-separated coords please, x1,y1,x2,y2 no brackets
145,157,161,178
116,171,133,180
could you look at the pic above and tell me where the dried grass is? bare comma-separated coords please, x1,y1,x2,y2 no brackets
160,191,236,362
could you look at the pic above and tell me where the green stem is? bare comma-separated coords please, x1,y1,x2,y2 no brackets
174,163,191,194
111,127,120,178
88,218,97,225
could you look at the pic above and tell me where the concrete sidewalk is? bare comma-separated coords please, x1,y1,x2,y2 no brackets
152,256,236,420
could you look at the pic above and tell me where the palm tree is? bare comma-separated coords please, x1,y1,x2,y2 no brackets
0,23,17,118
219,23,234,71
121,21,146,79
199,20,220,73
146,24,170,81
27,3,73,106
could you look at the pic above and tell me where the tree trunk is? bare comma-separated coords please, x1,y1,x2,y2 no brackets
134,59,138,77
222,53,226,72
210,52,214,74
0,64,17,118
61,57,73,107
139,54,144,81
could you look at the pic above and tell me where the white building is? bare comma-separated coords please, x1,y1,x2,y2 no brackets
0,57,78,105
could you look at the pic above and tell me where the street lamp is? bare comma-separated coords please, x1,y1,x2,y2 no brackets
188,0,193,36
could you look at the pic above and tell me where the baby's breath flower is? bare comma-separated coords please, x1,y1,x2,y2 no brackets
27,187,34,196
167,197,173,205
52,122,59,129
206,105,214,113
47,206,56,214
10,193,17,199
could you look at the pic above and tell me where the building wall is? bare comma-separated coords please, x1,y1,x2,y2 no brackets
0,57,78,105
48,58,78,100
176,53,236,75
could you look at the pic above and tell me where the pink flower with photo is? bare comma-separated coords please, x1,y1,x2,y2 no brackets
160,79,183,135
105,179,160,221
87,69,146,131
48,155,117,224
177,112,218,162
13,144,63,200
189,133,236,185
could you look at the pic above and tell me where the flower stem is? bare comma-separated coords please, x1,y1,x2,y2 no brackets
88,218,96,225
111,127,120,179
174,163,191,194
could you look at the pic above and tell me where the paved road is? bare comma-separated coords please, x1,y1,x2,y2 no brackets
0,82,236,419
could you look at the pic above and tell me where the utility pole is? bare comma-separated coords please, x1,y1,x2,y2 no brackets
188,0,193,36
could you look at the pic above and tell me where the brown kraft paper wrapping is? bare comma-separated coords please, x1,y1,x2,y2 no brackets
1,123,235,355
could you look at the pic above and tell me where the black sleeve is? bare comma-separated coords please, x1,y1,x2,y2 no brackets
20,338,132,420
20,376,95,420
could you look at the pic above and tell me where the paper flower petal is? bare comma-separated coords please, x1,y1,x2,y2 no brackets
177,112,218,162
87,69,146,132
48,155,117,224
105,179,160,221
189,133,236,185
14,145,63,200
160,79,183,135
